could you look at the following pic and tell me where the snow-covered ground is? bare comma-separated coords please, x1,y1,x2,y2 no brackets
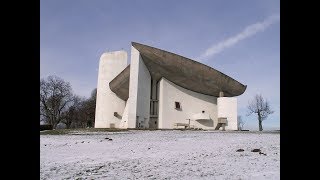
40,130,280,180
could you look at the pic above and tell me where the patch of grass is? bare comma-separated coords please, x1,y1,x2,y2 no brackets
40,129,69,135
40,128,129,135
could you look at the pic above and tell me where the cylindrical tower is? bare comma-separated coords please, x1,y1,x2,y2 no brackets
95,51,127,128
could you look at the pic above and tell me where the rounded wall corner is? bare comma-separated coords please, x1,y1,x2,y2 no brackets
99,50,128,62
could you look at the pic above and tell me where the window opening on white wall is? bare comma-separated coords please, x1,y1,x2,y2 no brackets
175,102,181,109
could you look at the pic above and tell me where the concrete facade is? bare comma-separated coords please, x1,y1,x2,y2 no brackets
95,42,245,130
217,97,237,130
94,51,127,128
119,100,129,129
158,78,218,129
127,46,151,128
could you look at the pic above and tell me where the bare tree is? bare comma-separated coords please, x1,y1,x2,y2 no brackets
247,94,274,131
62,89,97,129
74,88,97,128
63,95,84,129
71,101,89,128
237,115,245,130
40,75,74,129
85,88,97,127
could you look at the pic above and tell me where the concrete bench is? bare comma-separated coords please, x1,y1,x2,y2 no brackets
215,118,227,130
174,123,189,129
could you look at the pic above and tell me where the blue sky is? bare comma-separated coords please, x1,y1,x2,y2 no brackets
41,0,280,130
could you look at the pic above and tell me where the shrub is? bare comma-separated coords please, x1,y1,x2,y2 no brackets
40,124,53,131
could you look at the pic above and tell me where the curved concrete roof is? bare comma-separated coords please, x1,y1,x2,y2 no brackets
109,42,246,100
109,65,130,100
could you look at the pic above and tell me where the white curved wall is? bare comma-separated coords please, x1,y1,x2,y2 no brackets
119,100,129,129
95,51,128,128
217,97,237,130
127,46,151,128
158,78,218,129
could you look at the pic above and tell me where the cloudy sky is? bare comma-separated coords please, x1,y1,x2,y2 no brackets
41,0,279,130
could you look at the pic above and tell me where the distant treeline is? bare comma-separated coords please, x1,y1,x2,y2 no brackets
40,75,96,129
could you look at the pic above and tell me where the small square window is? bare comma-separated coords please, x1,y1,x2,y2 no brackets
175,102,181,109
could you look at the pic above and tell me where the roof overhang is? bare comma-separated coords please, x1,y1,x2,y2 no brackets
109,42,247,101
109,65,130,100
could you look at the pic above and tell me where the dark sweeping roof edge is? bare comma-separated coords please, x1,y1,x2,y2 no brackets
109,42,247,100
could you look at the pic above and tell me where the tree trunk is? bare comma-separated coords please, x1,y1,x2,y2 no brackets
259,120,263,131
257,111,263,131
53,123,57,129
66,122,71,129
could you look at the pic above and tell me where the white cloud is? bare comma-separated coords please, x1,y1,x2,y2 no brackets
197,14,280,61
